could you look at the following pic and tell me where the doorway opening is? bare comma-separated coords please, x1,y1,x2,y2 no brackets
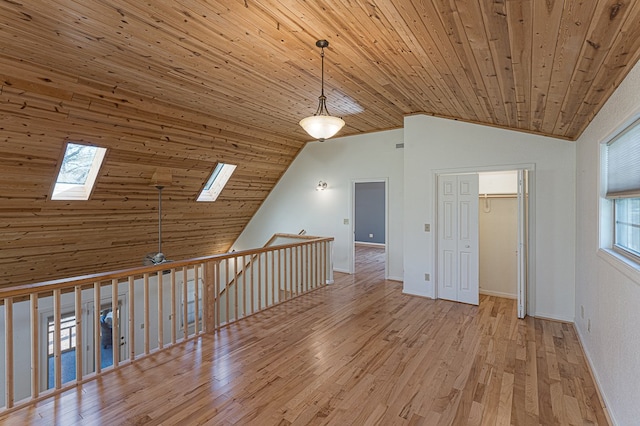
352,179,388,277
42,296,126,390
478,171,518,301
435,167,533,318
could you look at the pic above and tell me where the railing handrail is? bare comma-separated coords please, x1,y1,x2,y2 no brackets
0,235,333,300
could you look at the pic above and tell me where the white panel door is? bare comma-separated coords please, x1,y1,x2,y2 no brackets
438,176,458,301
437,174,479,305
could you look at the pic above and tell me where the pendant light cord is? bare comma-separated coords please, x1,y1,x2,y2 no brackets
157,186,163,254
320,46,325,98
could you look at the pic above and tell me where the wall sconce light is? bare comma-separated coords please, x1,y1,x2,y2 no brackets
316,181,327,191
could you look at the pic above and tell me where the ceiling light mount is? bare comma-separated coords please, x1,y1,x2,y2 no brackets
299,39,345,142
316,39,329,49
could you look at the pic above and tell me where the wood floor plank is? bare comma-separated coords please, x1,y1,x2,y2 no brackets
0,246,609,425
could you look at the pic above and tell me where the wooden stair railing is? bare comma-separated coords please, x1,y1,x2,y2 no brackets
0,236,333,415
219,233,330,320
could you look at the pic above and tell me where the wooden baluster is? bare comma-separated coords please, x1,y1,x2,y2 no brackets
308,244,312,290
5,297,14,408
143,273,150,355
53,289,62,389
251,254,261,313
242,255,247,318
235,256,239,321
194,265,200,335
324,241,328,285
226,259,230,324
318,242,322,285
94,282,101,374
75,286,83,382
295,246,299,296
318,242,323,286
288,247,292,300
157,271,163,350
170,269,176,344
312,243,315,289
302,244,306,292
128,276,135,362
258,252,262,311
182,267,188,340
316,242,321,288
112,279,119,367
270,251,275,306
280,249,284,302
215,261,220,330
29,294,39,400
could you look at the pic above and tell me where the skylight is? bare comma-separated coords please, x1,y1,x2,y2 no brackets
51,143,106,200
197,163,236,202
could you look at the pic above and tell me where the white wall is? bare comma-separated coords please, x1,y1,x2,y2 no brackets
403,114,576,321
575,60,640,426
479,170,518,194
479,172,518,298
232,129,405,280
479,197,517,299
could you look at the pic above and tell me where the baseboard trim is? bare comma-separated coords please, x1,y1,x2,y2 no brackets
333,267,350,274
386,276,403,282
479,289,517,299
575,325,616,426
533,312,575,323
354,242,385,248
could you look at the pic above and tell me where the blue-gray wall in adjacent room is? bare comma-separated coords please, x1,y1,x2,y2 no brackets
355,182,385,244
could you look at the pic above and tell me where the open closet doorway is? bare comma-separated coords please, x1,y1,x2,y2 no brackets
435,167,532,318
352,179,388,277
478,170,530,318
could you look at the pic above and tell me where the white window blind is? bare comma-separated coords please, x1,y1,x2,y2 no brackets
607,118,640,198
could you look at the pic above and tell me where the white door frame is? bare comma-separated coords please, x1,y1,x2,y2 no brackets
350,178,389,278
434,164,536,315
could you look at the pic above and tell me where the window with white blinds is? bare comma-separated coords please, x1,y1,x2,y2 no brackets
606,118,640,198
605,118,640,261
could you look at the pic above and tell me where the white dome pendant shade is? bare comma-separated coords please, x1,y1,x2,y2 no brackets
299,113,345,141
299,40,345,142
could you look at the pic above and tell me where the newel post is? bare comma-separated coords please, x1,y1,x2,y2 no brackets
326,240,335,285
203,261,217,333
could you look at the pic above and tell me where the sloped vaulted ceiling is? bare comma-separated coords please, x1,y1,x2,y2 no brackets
1,1,640,286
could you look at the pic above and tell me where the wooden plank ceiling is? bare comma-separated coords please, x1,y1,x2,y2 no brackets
1,0,640,286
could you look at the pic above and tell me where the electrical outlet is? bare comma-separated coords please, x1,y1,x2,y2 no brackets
581,305,584,319
369,233,374,238
343,218,349,225
425,273,430,281
424,224,430,232
587,319,591,333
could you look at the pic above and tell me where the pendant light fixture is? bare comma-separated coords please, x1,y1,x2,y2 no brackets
299,39,345,142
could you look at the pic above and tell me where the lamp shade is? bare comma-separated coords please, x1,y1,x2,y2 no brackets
299,115,345,141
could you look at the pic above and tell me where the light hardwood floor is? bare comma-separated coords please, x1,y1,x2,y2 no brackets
1,246,608,425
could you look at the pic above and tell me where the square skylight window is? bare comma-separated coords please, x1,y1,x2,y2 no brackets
52,143,106,200
197,163,236,202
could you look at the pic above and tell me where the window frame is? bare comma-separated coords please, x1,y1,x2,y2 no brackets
612,197,640,263
51,142,107,201
600,115,640,270
196,162,236,202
